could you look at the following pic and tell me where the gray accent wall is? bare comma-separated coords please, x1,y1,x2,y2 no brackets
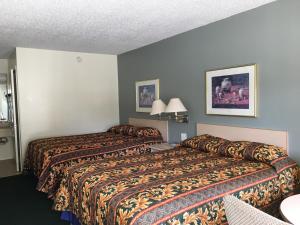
118,0,300,164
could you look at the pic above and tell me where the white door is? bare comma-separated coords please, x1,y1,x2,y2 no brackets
10,68,21,172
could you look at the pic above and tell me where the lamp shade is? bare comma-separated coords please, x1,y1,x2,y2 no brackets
165,98,187,113
150,99,166,115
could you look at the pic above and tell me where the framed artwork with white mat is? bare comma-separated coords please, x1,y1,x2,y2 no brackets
206,64,257,117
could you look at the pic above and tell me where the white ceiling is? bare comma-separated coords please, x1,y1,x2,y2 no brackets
0,0,276,57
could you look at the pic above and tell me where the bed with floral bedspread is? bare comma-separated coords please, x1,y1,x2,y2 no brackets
53,135,299,225
23,125,163,197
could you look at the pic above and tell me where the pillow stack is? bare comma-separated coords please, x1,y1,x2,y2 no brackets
181,134,229,153
180,134,289,166
107,124,162,138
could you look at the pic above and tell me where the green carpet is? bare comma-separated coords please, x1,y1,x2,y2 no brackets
0,175,69,225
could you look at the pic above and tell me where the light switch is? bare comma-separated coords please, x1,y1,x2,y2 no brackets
181,133,188,141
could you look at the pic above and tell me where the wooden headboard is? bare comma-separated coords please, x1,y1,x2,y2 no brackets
197,123,288,154
129,118,169,142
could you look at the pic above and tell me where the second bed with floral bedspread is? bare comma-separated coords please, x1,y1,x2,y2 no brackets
23,125,163,197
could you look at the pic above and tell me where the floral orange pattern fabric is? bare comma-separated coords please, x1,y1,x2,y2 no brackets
23,131,162,197
181,134,229,152
218,141,253,158
217,141,288,165
107,124,136,135
135,127,162,138
180,134,214,148
182,135,289,168
53,147,299,225
108,125,162,138
243,142,286,164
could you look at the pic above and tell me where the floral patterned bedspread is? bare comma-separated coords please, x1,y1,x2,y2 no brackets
53,147,299,225
23,132,162,197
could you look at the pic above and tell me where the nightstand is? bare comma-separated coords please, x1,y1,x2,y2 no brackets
150,143,175,152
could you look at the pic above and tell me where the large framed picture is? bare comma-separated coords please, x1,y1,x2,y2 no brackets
136,79,159,112
206,64,257,117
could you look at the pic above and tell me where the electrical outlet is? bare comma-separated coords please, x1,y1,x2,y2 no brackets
181,133,188,141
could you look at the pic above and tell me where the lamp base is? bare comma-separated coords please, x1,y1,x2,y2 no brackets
175,115,189,123
152,114,188,123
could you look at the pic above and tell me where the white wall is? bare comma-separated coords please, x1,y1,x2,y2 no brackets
16,48,119,166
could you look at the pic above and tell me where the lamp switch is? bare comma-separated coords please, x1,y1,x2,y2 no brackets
181,133,188,141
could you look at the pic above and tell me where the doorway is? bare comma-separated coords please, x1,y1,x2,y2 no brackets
0,66,21,177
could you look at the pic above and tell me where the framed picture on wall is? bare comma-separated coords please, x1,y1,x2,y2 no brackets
136,79,159,112
206,64,257,117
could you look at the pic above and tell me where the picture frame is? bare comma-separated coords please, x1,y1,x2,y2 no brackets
136,79,159,112
206,64,257,117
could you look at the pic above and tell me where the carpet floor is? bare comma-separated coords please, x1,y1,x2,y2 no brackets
0,174,69,225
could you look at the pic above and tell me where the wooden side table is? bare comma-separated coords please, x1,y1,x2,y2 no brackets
280,194,300,225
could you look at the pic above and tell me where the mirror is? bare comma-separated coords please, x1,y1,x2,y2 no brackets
0,73,8,121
